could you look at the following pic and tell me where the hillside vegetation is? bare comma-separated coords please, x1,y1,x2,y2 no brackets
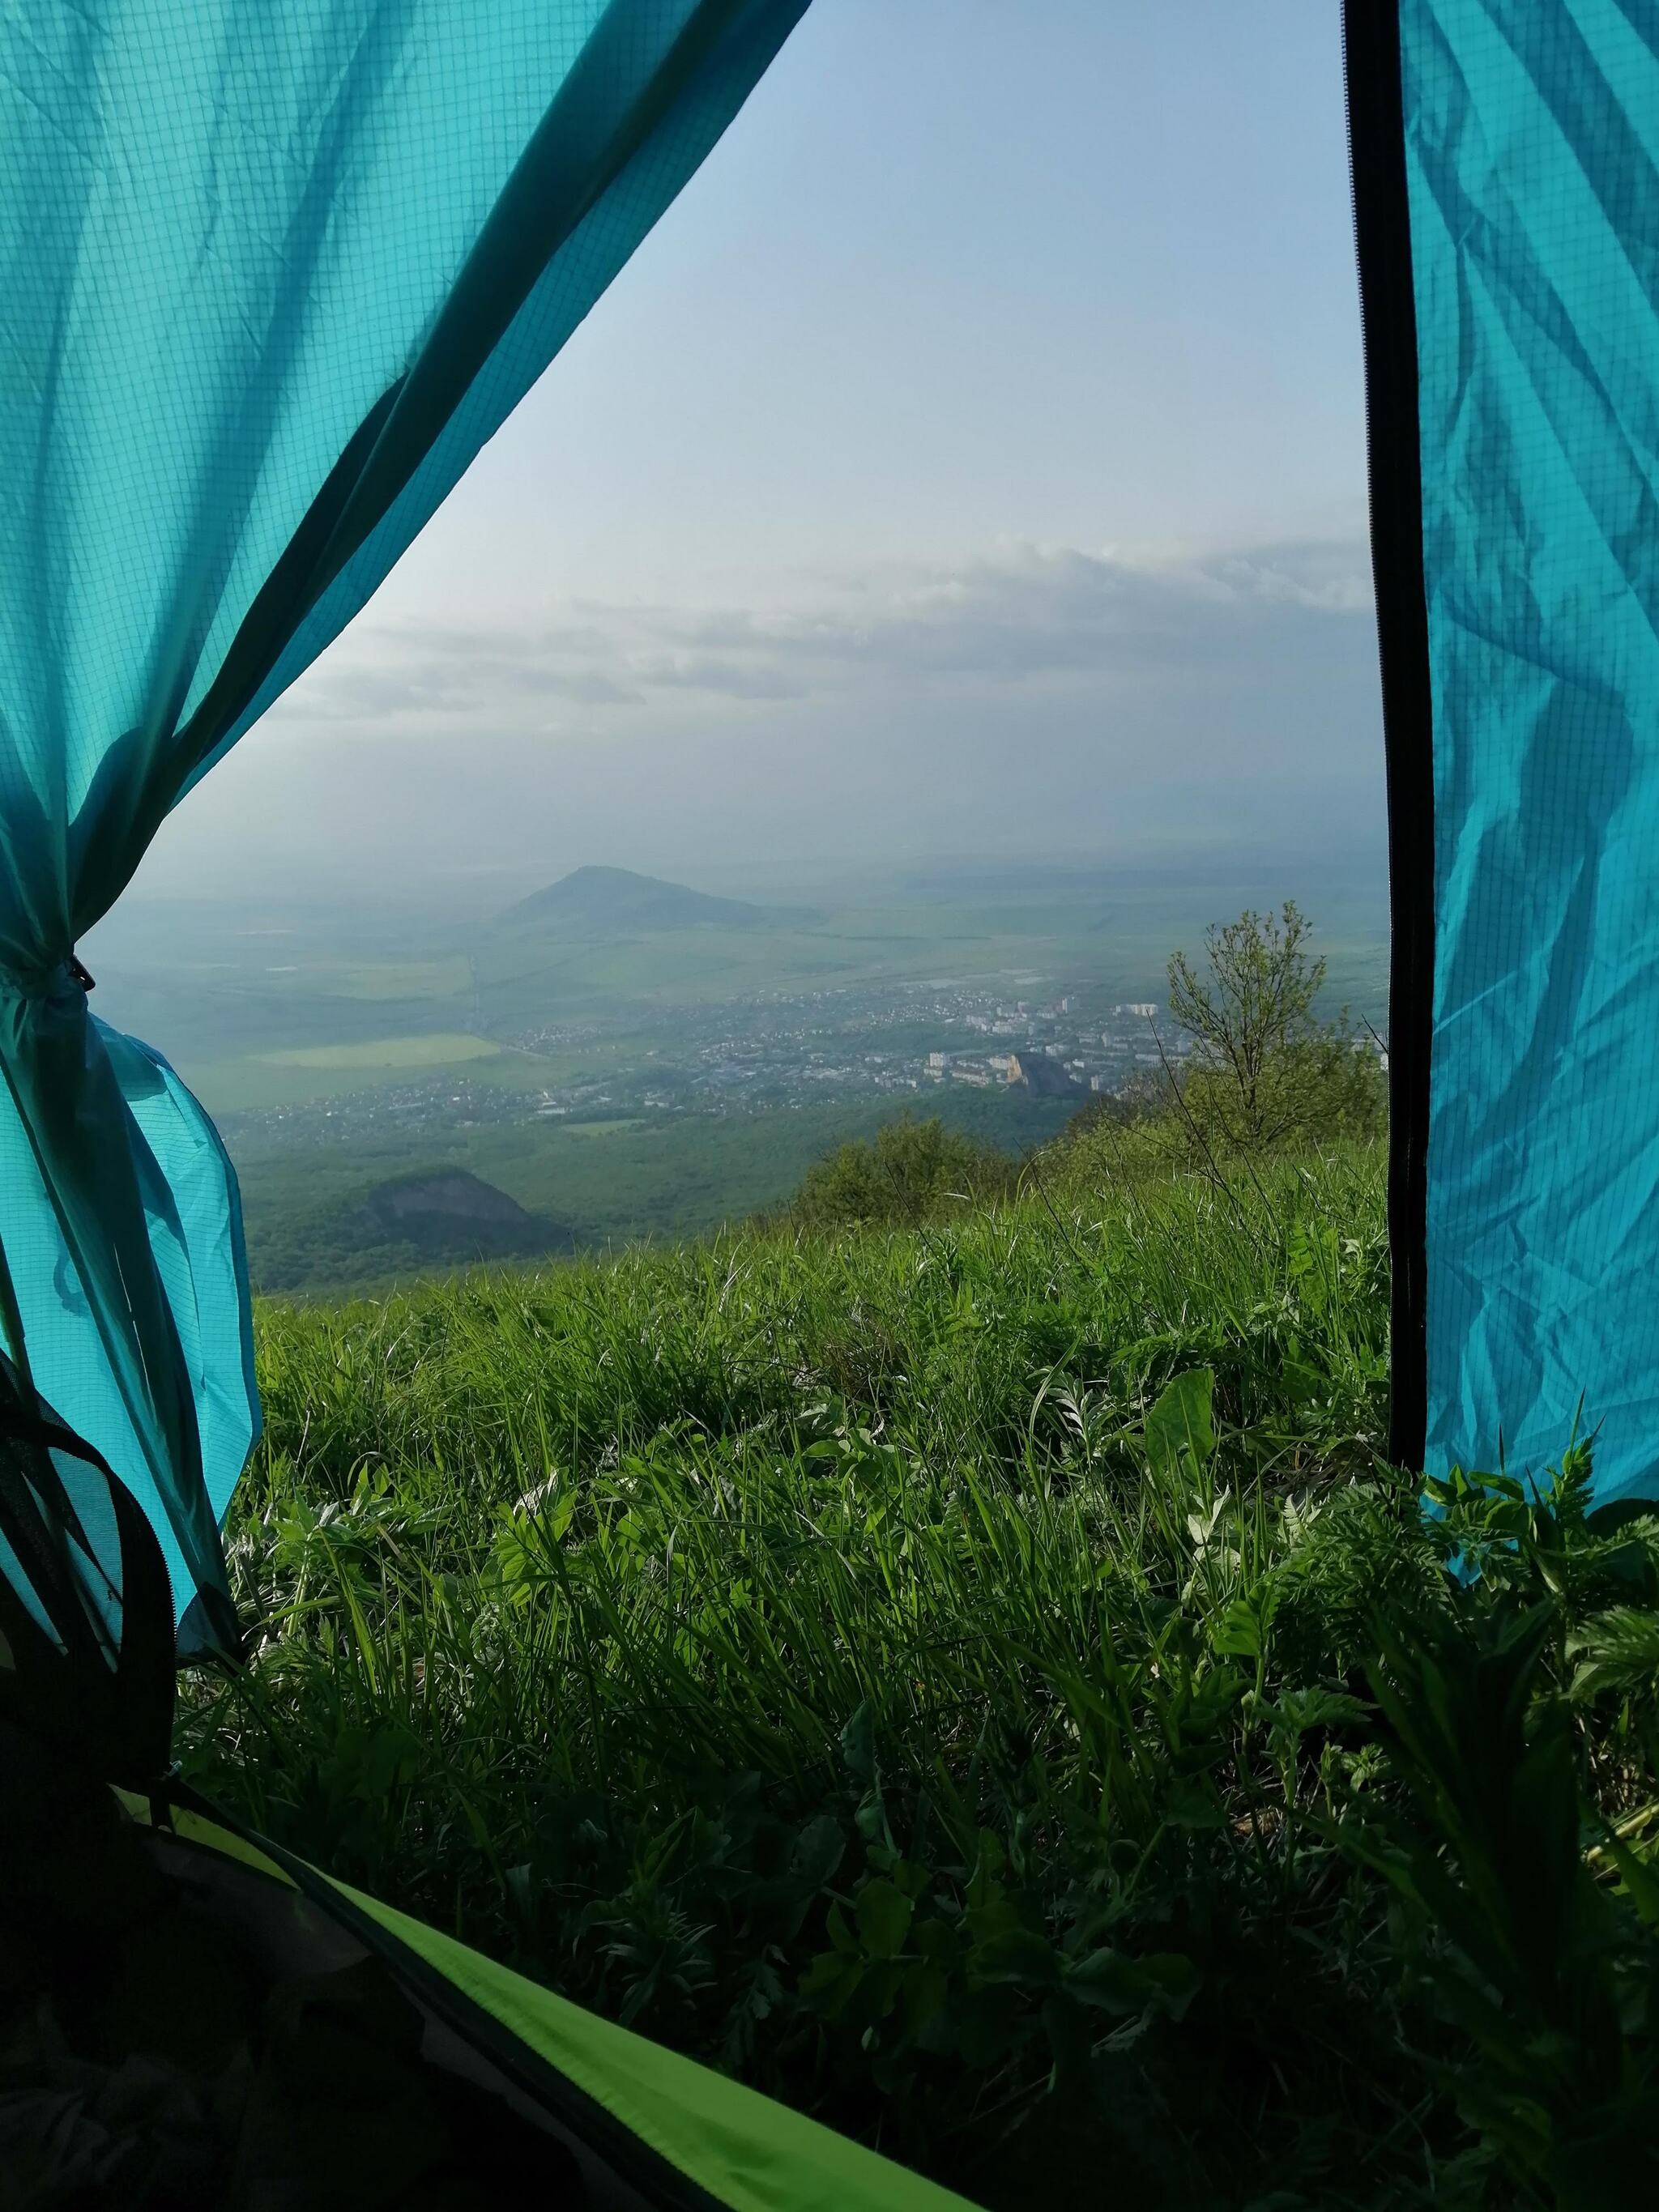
241,1087,1071,1295
785,901,1388,1240
177,914,1659,2207
180,1138,1659,2210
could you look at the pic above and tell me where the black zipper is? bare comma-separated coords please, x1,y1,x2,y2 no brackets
1341,2,1434,1473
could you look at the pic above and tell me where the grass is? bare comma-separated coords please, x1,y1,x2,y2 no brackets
178,1140,1659,2208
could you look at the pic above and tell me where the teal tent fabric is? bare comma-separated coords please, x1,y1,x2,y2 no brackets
1388,1,1659,1503
0,0,808,1646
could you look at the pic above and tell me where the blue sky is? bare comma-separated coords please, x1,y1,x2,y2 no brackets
138,0,1384,901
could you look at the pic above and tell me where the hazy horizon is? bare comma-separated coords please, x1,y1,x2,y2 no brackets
106,1,1384,918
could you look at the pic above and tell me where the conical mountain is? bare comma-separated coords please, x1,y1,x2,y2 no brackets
496,866,802,939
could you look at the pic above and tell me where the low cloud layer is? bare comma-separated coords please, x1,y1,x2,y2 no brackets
137,531,1386,901
275,535,1376,735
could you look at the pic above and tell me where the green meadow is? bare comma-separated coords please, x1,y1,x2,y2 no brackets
181,1136,1659,2210
260,1031,503,1070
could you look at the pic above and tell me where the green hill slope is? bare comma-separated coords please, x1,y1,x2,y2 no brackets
179,1139,1659,2209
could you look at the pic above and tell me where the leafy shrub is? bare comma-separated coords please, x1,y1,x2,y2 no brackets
1038,906,1387,1203
1165,901,1387,1154
789,1113,1019,1229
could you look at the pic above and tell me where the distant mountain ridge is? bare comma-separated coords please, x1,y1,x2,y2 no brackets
494,865,809,939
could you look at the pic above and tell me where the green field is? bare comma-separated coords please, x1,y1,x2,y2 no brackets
309,957,474,1000
183,1140,1659,2209
260,1030,504,1070
236,1088,1073,1292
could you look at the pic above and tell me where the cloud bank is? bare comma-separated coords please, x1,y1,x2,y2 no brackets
134,531,1386,901
274,535,1377,735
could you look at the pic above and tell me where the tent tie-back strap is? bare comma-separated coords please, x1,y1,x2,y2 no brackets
0,969,249,1656
0,960,94,1002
